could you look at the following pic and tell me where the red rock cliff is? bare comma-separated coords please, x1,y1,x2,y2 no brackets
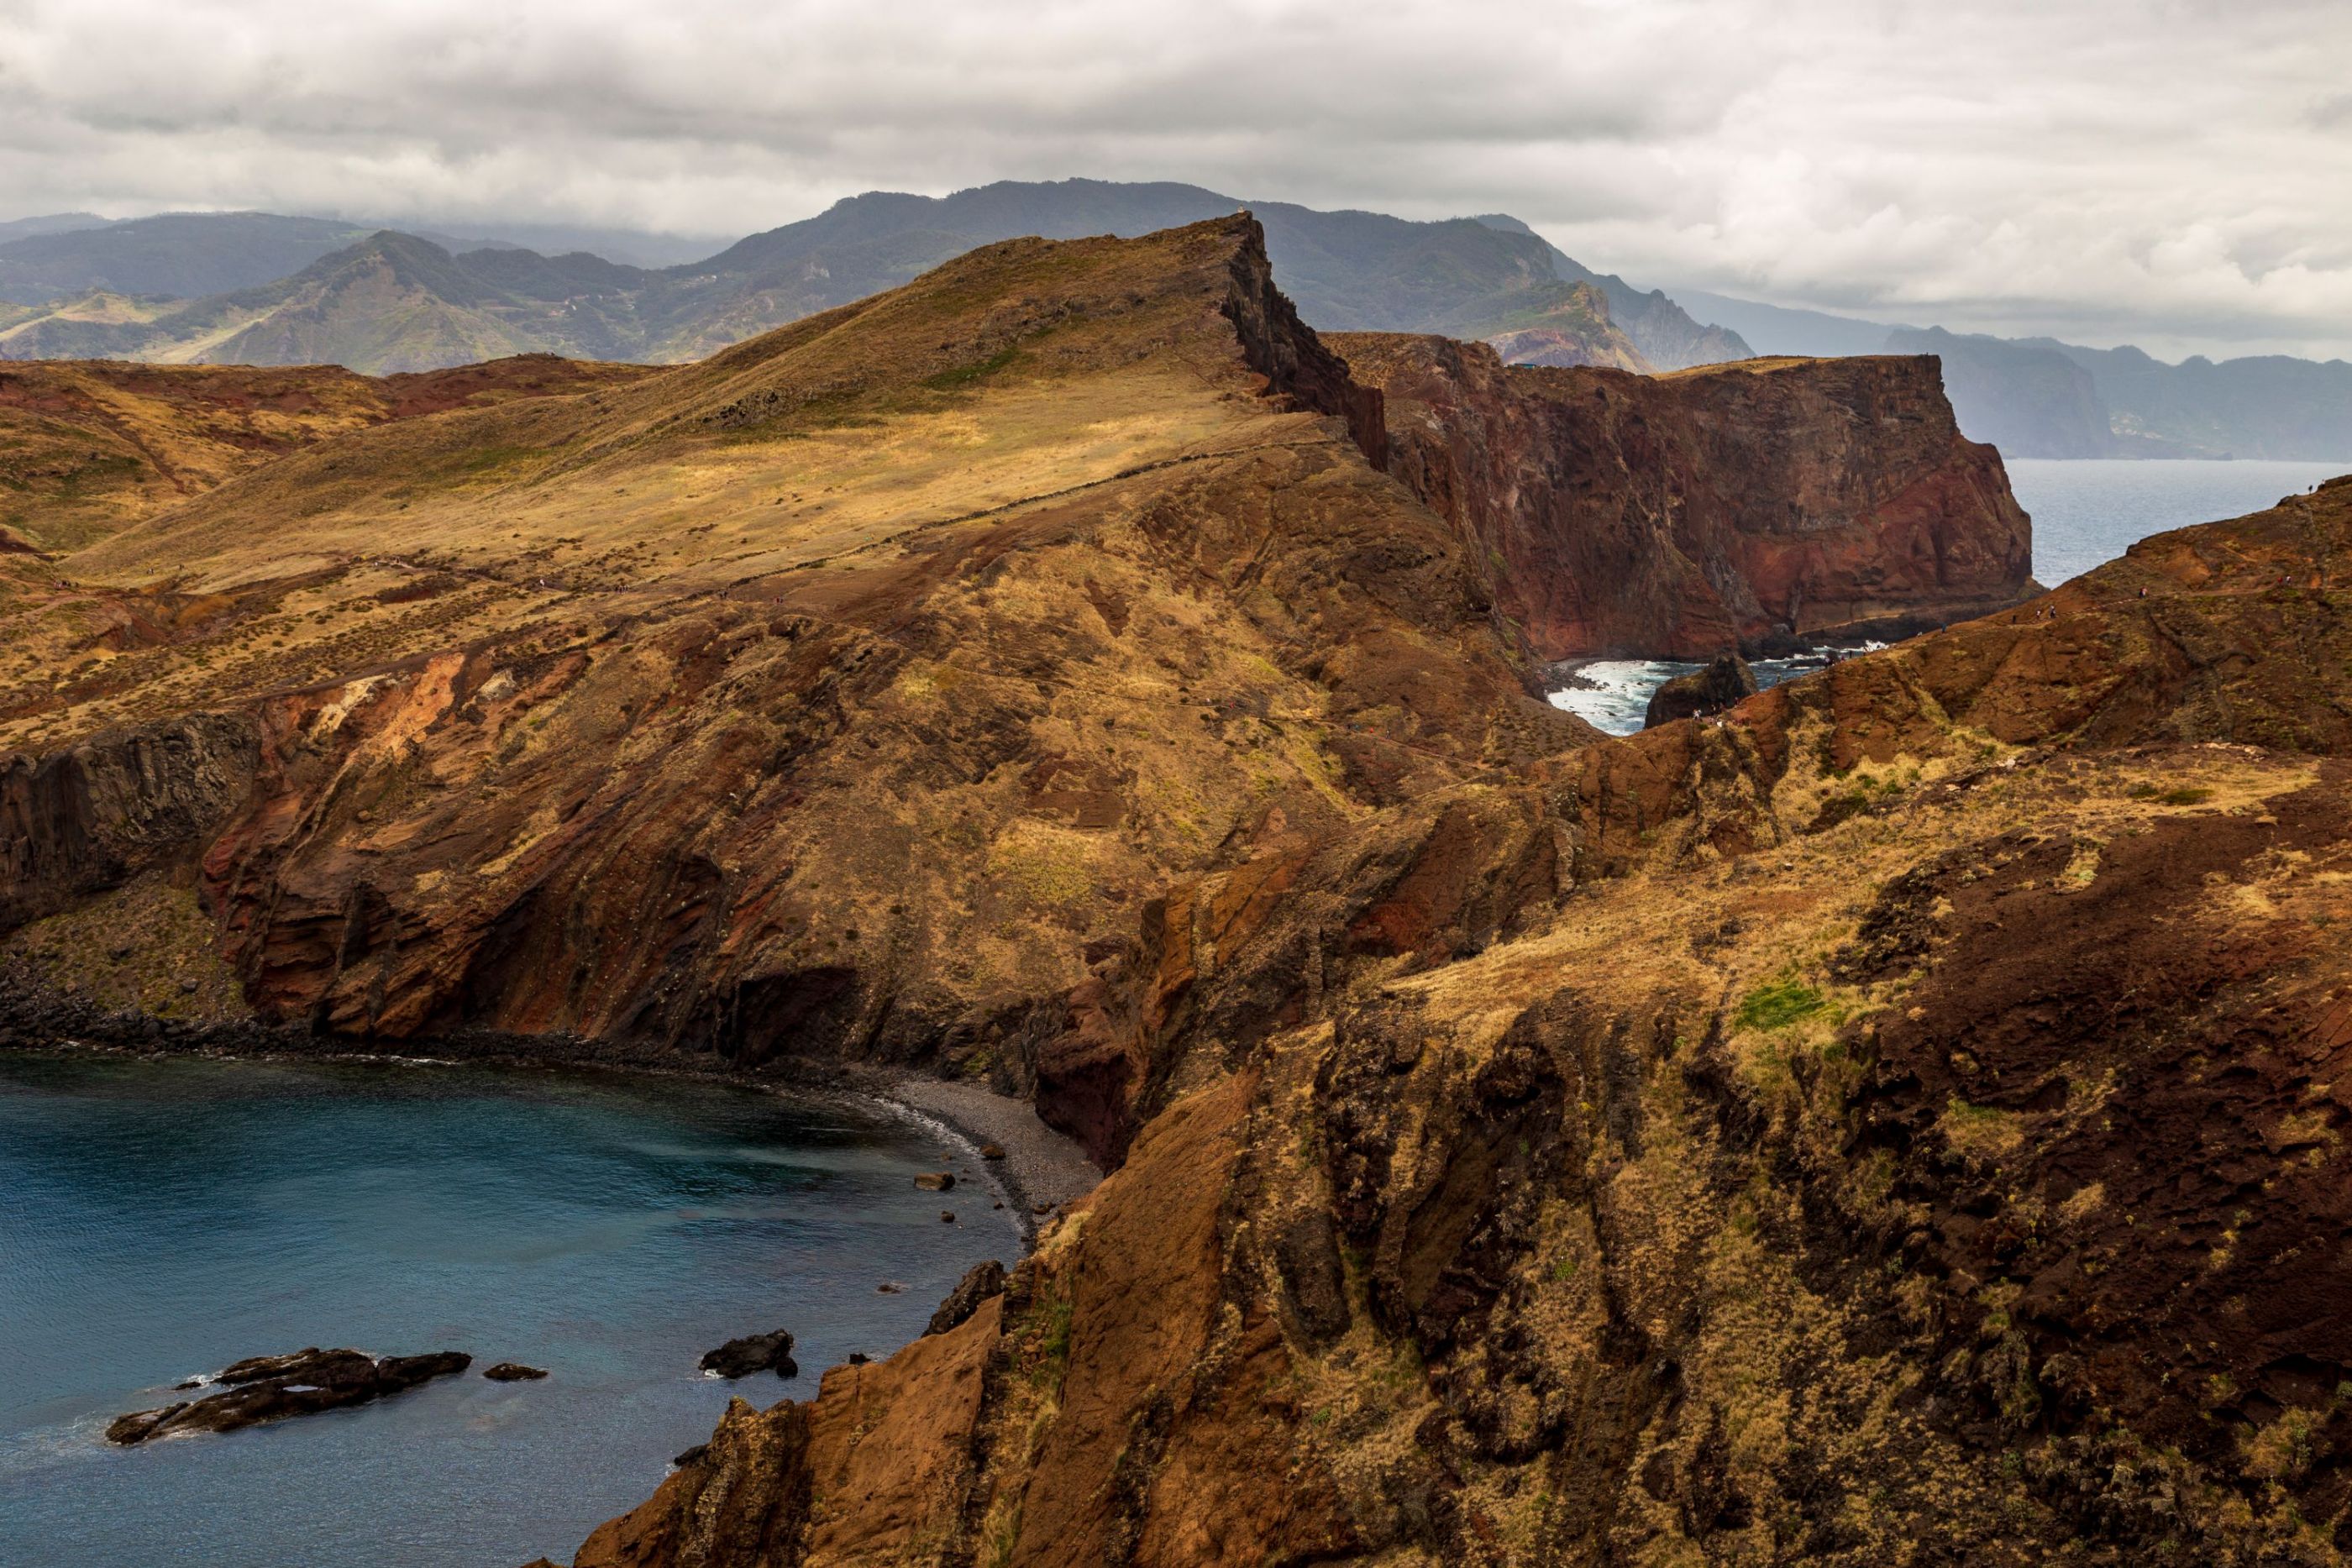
1331,338,2034,658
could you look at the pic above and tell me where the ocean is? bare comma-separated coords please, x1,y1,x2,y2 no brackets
0,1052,1016,1568
1550,457,2351,734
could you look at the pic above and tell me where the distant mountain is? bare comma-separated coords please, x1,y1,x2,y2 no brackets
0,233,669,374
0,212,519,307
1483,282,1651,371
0,181,1749,377
0,213,113,248
1671,288,2352,459
1666,287,1909,359
1882,328,2116,459
1476,217,1750,368
2035,339,2352,460
678,179,1732,366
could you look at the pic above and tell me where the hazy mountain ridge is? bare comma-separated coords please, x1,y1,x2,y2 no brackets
0,181,1747,376
1674,286,2352,459
1477,214,1751,368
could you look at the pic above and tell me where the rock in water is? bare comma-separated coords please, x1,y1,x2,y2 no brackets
482,1362,548,1382
913,1172,955,1191
698,1330,797,1379
1644,653,1758,728
925,1260,1007,1336
106,1348,470,1444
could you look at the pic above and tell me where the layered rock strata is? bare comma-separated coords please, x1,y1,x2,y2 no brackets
1336,336,2035,658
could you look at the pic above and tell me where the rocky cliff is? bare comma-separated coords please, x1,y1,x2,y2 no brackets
1335,338,2035,658
569,475,2352,1565
0,217,1583,1068
13,218,2331,1565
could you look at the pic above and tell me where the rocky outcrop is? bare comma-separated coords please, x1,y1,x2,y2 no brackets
106,1347,470,1443
570,480,2352,1564
1332,337,2035,657
577,1302,1004,1568
1644,653,1757,726
0,713,258,930
1483,281,1652,373
924,1259,1005,1336
700,1331,798,1380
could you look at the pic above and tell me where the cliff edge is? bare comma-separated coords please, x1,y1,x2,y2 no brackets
1336,337,2034,658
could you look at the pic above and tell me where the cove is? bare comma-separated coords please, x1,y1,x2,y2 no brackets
0,1050,1018,1568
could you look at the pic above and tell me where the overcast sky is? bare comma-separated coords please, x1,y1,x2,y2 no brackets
2,0,2346,359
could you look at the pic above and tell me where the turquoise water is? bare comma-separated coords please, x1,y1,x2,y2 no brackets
0,1052,1016,1567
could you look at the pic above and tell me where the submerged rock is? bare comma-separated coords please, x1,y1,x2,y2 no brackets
106,1347,470,1445
913,1172,954,1192
925,1260,1006,1337
482,1362,548,1382
1644,653,1758,727
698,1330,797,1380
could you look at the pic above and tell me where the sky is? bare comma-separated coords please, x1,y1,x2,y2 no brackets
1,0,2347,360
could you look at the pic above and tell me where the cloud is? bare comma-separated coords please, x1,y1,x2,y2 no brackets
0,0,2345,358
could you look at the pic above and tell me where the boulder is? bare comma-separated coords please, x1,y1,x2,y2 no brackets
925,1260,1007,1336
106,1347,470,1444
698,1330,798,1380
1644,653,1758,728
914,1172,955,1191
482,1362,548,1382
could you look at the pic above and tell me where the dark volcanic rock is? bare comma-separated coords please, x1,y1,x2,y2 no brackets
925,1260,1006,1336
698,1330,797,1380
482,1362,548,1382
106,1347,470,1444
1644,653,1758,727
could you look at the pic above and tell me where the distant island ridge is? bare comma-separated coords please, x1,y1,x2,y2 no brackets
2,181,2344,459
1675,285,2352,461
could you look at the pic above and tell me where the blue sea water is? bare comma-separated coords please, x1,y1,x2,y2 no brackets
2004,458,2350,585
1551,457,2352,735
0,1052,1017,1568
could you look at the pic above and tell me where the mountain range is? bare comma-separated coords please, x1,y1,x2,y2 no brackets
12,183,2344,461
1676,285,2352,459
0,181,1749,378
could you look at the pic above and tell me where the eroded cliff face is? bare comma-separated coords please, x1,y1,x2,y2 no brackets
0,217,1583,1065
573,480,2352,1565
1334,337,2035,658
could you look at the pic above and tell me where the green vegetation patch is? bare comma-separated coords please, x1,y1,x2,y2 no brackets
1735,976,1831,1032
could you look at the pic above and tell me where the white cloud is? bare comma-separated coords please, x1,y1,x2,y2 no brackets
0,0,2344,358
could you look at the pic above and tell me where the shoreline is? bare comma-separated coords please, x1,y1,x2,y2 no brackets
0,993,1099,1254
871,1072,1102,1237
